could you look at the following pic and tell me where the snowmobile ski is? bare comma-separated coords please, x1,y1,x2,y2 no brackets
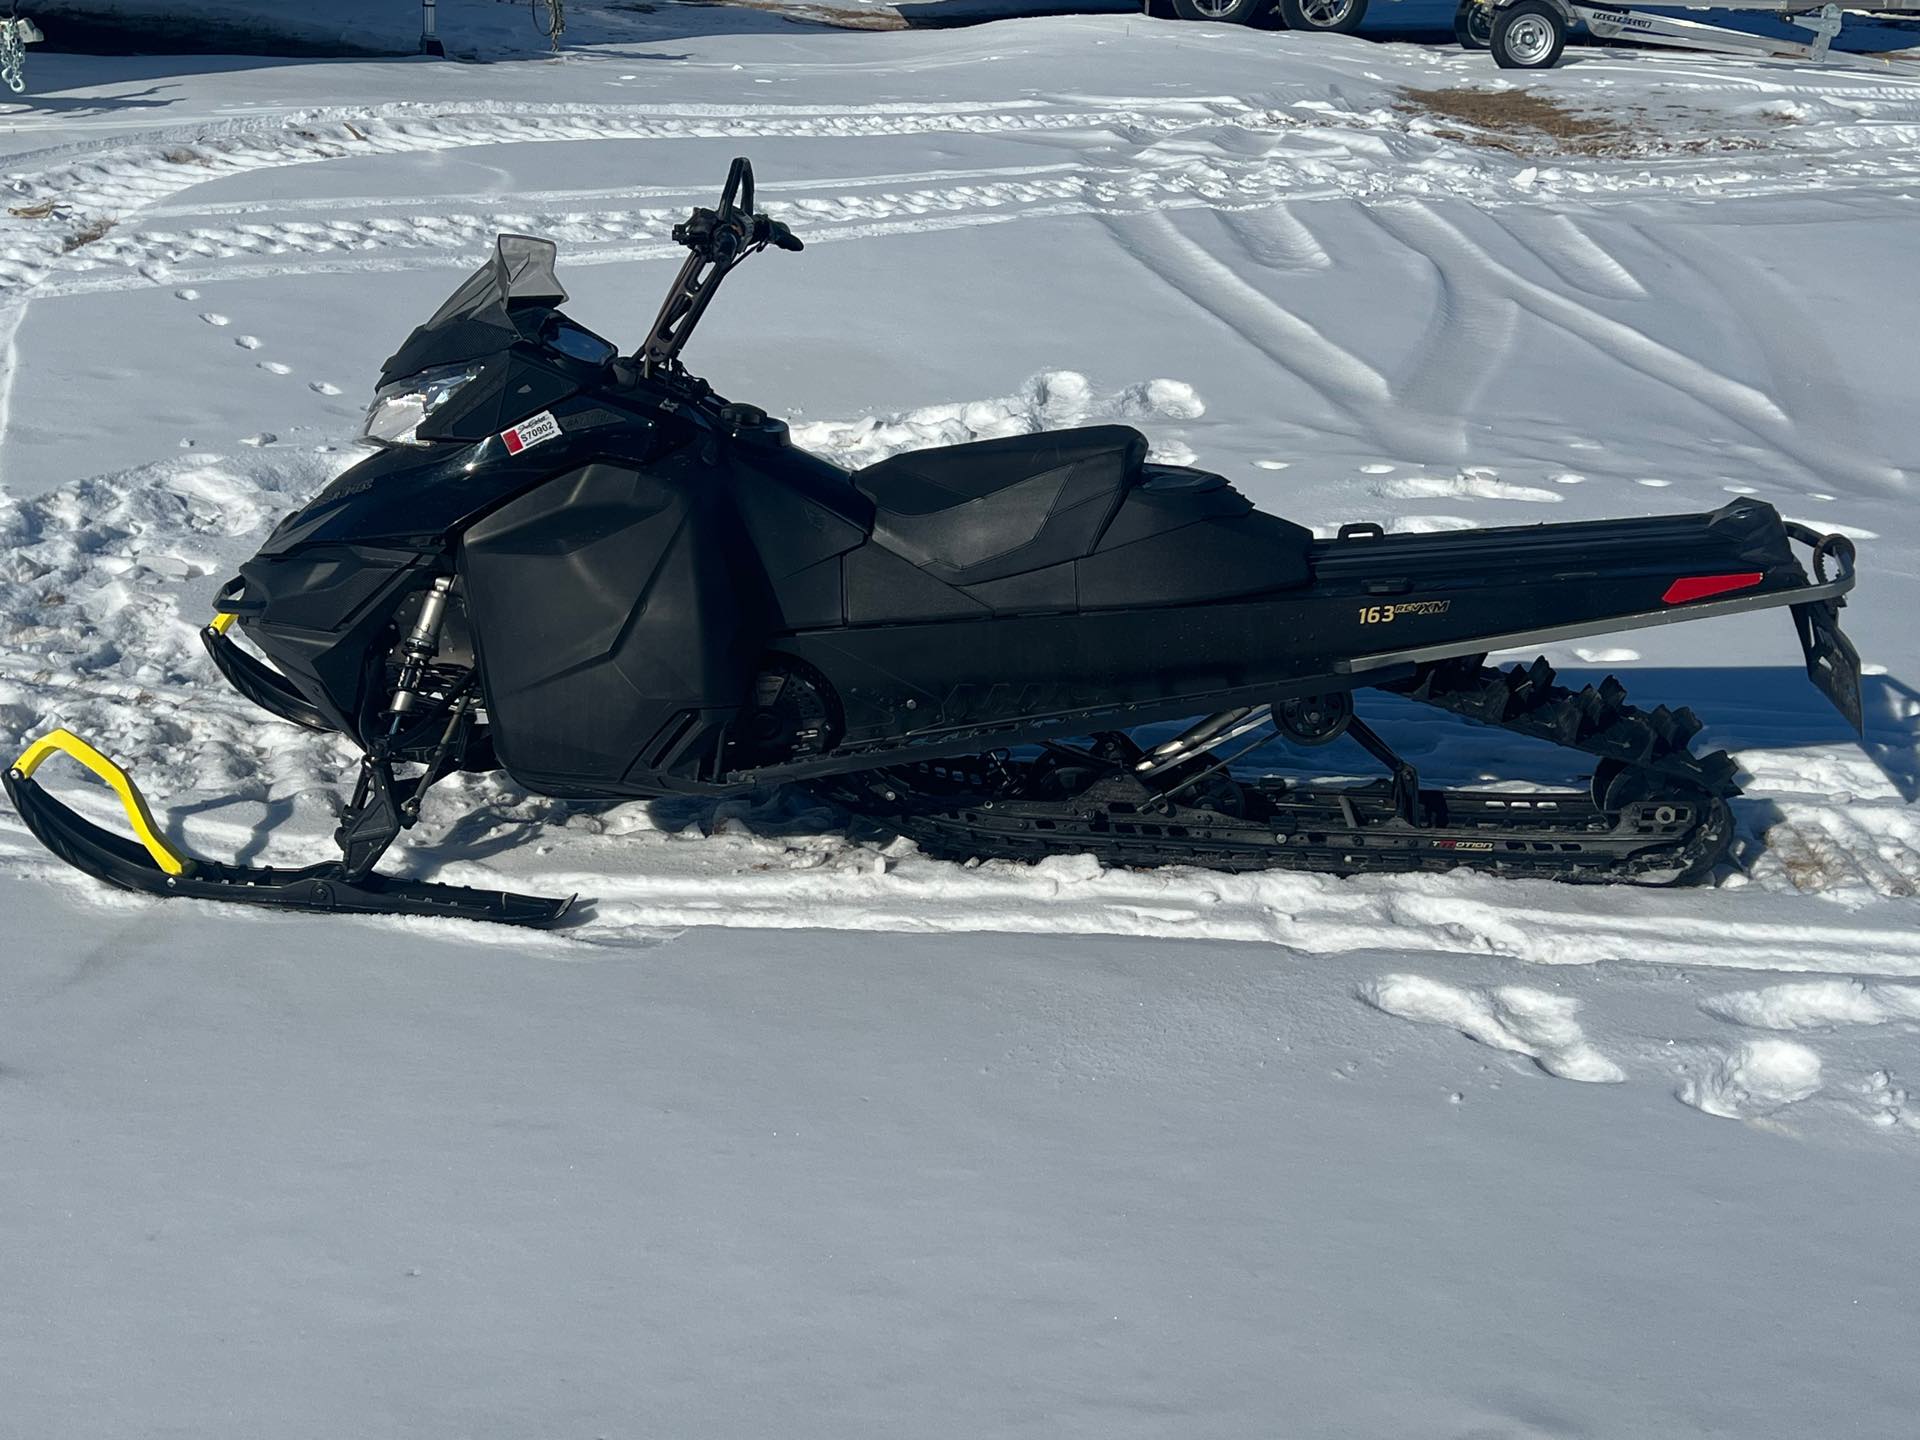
6,730,572,927
4,158,1870,924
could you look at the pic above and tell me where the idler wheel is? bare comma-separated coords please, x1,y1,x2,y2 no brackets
1275,691,1353,747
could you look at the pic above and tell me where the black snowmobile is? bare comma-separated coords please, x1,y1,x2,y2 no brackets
7,159,1864,926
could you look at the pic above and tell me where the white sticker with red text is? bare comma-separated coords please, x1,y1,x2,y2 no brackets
501,410,562,455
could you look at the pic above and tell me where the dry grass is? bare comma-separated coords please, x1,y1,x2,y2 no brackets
61,216,117,254
7,200,58,220
1398,86,1782,158
1400,87,1626,155
667,0,907,29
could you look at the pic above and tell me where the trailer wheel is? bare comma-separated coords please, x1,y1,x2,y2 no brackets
1276,0,1369,31
1170,0,1279,23
1490,0,1567,67
1453,0,1493,48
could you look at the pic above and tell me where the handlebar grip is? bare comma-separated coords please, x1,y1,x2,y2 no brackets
756,216,804,252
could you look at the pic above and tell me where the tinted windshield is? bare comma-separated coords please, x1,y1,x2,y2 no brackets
425,235,567,330
380,236,575,383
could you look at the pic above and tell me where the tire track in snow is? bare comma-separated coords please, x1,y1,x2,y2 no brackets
129,160,1093,223
1214,205,1333,272
1657,229,1877,463
1103,208,1448,457
17,82,1920,303
1377,209,1521,448
1487,212,1649,302
1369,201,1908,493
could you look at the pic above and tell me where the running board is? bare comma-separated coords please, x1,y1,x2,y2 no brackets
4,730,572,928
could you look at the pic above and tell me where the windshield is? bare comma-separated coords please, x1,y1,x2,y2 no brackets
379,236,577,385
425,235,567,331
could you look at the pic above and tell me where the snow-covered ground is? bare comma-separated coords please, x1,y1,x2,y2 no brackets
4,15,1919,1436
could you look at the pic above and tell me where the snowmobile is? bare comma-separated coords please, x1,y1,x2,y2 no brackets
7,159,1865,926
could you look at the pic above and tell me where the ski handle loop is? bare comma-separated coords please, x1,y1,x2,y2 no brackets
1781,519,1858,588
10,729,190,876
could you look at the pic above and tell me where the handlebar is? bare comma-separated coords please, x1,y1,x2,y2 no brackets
668,157,804,262
641,158,802,378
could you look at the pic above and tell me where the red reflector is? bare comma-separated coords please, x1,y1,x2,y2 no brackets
1662,572,1763,605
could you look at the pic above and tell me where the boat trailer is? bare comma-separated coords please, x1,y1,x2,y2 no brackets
1457,0,1920,70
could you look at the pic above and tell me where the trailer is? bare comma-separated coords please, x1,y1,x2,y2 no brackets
1152,0,1920,70
1457,0,1920,69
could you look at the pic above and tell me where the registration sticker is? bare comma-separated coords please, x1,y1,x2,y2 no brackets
501,411,562,455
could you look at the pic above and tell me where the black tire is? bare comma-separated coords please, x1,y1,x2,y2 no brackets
1453,0,1493,48
1170,0,1278,23
1490,0,1567,68
1275,0,1368,31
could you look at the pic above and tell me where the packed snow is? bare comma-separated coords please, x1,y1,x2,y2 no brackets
3,11,1918,1437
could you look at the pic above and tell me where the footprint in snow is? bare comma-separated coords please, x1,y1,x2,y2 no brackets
1678,1039,1822,1120
1360,975,1625,1084
199,312,230,327
240,432,277,448
1701,979,1920,1032
309,381,343,396
234,335,261,350
259,361,292,375
174,288,199,301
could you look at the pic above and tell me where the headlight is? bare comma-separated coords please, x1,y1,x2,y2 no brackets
360,363,483,447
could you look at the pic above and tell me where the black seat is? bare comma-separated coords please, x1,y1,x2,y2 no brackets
843,424,1314,621
853,425,1146,587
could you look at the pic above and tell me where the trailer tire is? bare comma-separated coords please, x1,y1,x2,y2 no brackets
1275,0,1368,31
1490,0,1567,67
1170,0,1280,23
1453,0,1493,47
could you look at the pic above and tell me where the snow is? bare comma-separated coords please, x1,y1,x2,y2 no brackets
1361,973,1628,1081
3,13,1919,1435
6,889,1920,1437
1678,1036,1826,1118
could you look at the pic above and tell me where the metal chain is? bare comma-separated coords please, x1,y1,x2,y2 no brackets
2,16,42,95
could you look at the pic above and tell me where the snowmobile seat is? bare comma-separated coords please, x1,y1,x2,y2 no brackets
853,425,1149,587
847,425,1314,619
